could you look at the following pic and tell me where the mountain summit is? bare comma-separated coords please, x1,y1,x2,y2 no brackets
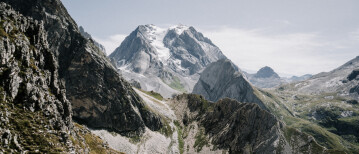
109,24,226,97
254,66,280,78
192,59,267,109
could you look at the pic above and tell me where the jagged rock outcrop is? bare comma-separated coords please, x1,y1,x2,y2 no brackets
79,26,106,54
109,24,226,97
169,94,326,154
0,2,123,153
347,69,359,81
0,3,72,152
192,59,266,109
2,0,162,137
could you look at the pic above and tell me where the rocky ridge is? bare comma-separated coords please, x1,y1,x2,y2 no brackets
1,0,165,137
193,59,267,109
169,94,327,154
0,3,120,153
79,26,106,54
192,58,358,153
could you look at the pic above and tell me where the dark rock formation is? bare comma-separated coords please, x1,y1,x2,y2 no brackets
0,3,72,152
347,69,359,81
170,94,327,153
2,0,162,136
192,59,267,109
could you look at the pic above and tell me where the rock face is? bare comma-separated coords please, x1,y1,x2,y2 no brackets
288,56,359,99
0,3,73,152
109,24,226,97
170,94,326,154
79,26,106,54
347,69,359,81
245,66,285,88
192,59,267,109
2,0,162,137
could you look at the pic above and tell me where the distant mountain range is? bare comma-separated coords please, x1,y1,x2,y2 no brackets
1,0,359,153
244,66,312,88
109,24,226,97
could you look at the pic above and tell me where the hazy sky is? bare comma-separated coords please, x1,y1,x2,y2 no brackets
62,0,359,76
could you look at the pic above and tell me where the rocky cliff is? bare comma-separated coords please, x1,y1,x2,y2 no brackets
169,94,327,154
192,59,267,109
2,0,163,137
109,24,226,97
0,3,120,153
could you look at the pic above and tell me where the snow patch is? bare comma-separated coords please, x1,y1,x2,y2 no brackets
144,25,171,63
169,24,189,35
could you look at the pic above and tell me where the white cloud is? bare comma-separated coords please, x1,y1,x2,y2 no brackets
201,27,353,76
93,34,127,56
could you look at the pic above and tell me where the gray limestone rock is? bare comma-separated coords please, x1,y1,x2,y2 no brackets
192,59,267,109
109,24,226,97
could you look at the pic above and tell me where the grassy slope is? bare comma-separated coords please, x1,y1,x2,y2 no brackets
258,82,359,153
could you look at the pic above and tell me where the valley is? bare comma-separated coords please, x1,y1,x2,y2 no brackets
0,0,358,153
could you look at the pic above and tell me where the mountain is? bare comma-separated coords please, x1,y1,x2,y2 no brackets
254,66,280,78
2,0,357,153
245,66,286,88
109,24,226,97
286,74,313,82
284,56,359,97
192,59,267,109
272,56,359,152
0,2,118,153
192,58,359,152
79,26,106,54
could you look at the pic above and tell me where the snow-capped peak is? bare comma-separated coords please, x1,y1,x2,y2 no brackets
169,24,189,35
142,25,171,63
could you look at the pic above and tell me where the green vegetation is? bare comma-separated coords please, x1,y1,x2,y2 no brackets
139,89,164,101
129,135,141,144
168,76,186,92
0,96,66,153
174,121,184,154
84,134,107,154
193,128,209,152
283,127,326,153
159,119,173,137
0,25,8,38
72,123,122,154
